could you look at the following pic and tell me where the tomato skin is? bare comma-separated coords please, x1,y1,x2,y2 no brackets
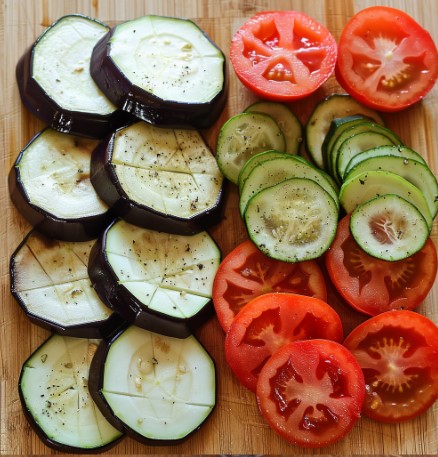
212,239,327,332
256,339,365,448
325,215,437,316
336,6,438,112
225,292,343,392
344,310,438,423
229,11,337,101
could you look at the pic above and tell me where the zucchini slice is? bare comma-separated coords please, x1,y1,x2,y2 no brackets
339,170,433,231
334,130,400,182
89,325,216,444
322,114,370,170
350,194,430,261
88,219,221,338
16,14,130,139
343,144,427,176
8,128,113,241
19,334,124,452
216,111,286,184
244,101,303,154
239,154,339,217
90,121,224,235
10,230,123,338
305,94,384,169
244,177,339,262
90,15,227,129
237,149,286,193
344,155,438,219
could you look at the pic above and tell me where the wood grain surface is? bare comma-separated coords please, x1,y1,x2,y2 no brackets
1,0,437,455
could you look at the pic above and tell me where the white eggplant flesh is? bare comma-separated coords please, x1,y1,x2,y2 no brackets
19,334,123,452
91,325,216,442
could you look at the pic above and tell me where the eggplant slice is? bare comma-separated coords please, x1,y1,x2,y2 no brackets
89,325,216,444
19,334,124,453
10,229,124,338
16,14,130,139
88,218,221,338
9,128,113,241
90,14,227,129
90,121,225,235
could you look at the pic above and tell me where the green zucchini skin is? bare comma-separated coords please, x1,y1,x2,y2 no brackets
16,14,132,139
90,123,226,236
87,220,218,339
90,18,228,130
88,325,217,446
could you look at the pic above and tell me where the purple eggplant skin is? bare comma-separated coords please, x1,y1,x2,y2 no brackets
88,326,216,446
90,126,227,236
16,14,133,140
9,229,126,338
87,220,216,339
90,22,228,130
18,334,125,454
8,151,115,242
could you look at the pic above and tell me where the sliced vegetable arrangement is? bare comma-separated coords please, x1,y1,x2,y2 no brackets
16,15,130,139
8,128,112,241
336,6,438,112
229,10,337,101
89,325,216,444
18,334,124,452
9,4,438,453
90,14,228,129
88,219,221,338
90,120,225,235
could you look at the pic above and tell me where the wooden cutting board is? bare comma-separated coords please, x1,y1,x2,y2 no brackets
1,0,437,454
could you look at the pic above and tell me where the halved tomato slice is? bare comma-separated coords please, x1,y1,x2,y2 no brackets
230,10,337,101
336,6,438,111
256,339,365,448
212,240,327,331
344,310,438,422
325,215,437,316
225,292,343,392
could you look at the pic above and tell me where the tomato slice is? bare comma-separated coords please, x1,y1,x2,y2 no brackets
336,6,438,111
229,11,337,101
344,310,438,422
225,292,343,392
212,240,327,332
256,339,365,448
325,215,437,316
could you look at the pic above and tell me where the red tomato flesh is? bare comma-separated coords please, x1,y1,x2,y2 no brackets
336,6,438,111
212,240,327,332
225,292,343,392
230,11,337,101
325,215,437,316
256,339,365,448
344,310,438,422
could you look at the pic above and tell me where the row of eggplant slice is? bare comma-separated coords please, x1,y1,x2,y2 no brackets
16,14,228,139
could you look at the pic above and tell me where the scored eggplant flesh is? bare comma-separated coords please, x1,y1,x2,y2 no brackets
89,325,216,444
90,15,227,129
9,128,113,241
18,334,124,452
16,14,130,139
91,121,225,235
88,219,221,337
10,229,123,338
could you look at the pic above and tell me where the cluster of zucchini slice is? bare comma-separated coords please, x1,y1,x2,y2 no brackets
306,94,438,261
216,101,340,262
11,13,225,452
